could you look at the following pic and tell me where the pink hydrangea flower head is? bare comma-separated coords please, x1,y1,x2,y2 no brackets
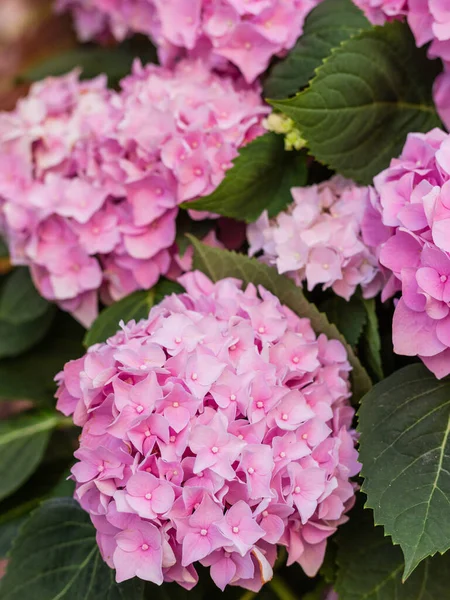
0,62,267,325
247,176,384,301
56,272,359,589
366,127,450,378
56,0,320,83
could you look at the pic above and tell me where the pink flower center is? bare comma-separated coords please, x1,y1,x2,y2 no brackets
294,486,301,494
441,275,448,283
229,344,237,351
282,413,289,421
302,433,308,440
145,493,152,500
258,326,265,334
173,401,179,408
175,337,182,344
98,464,104,472
232,526,239,533
257,401,264,408
145,430,151,437
248,467,255,474
200,529,208,536
230,394,236,401
136,405,144,413
191,372,198,381
292,356,300,364
211,446,219,454
262,510,269,518
170,435,176,443
141,544,149,551
279,451,286,458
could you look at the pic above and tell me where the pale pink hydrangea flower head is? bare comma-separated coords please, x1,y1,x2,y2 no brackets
56,0,320,83
247,176,384,301
0,62,267,326
364,127,450,378
56,272,359,590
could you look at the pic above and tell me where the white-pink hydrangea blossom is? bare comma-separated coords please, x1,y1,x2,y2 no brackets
56,272,359,590
0,61,267,325
247,176,383,301
56,0,320,83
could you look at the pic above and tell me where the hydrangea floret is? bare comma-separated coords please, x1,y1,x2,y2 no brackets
247,176,383,301
56,271,359,590
0,61,267,325
363,128,450,379
56,0,320,83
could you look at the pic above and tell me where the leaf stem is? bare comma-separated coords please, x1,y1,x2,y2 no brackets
269,576,298,600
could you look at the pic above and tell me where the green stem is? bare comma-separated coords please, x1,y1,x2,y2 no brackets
238,591,257,600
269,576,298,600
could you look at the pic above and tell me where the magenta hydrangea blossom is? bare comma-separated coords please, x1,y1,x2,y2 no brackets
0,61,267,326
247,176,383,301
56,272,359,590
364,127,450,378
56,0,319,83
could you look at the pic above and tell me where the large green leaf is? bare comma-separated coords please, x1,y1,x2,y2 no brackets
361,298,384,380
19,43,157,87
0,309,55,359
183,133,307,222
0,312,84,403
0,268,51,325
189,236,371,401
264,0,370,99
270,21,442,184
335,503,450,599
0,412,60,501
1,498,145,600
84,279,184,348
358,364,450,578
319,295,367,347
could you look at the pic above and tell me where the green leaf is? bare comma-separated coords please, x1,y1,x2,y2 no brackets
335,502,450,599
0,236,9,258
189,236,371,401
1,498,146,600
0,412,60,502
0,268,51,325
84,279,184,347
361,298,384,380
0,308,55,359
264,0,370,99
358,364,450,578
183,133,307,222
270,21,442,184
319,295,367,346
19,44,157,87
0,312,84,403
174,213,214,258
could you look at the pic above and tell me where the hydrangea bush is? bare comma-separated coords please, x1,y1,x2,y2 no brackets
2,0,450,599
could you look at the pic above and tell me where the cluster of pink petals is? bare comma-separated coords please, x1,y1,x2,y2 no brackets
353,0,450,129
364,127,450,378
247,176,383,301
56,272,359,590
56,0,319,83
0,61,267,326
